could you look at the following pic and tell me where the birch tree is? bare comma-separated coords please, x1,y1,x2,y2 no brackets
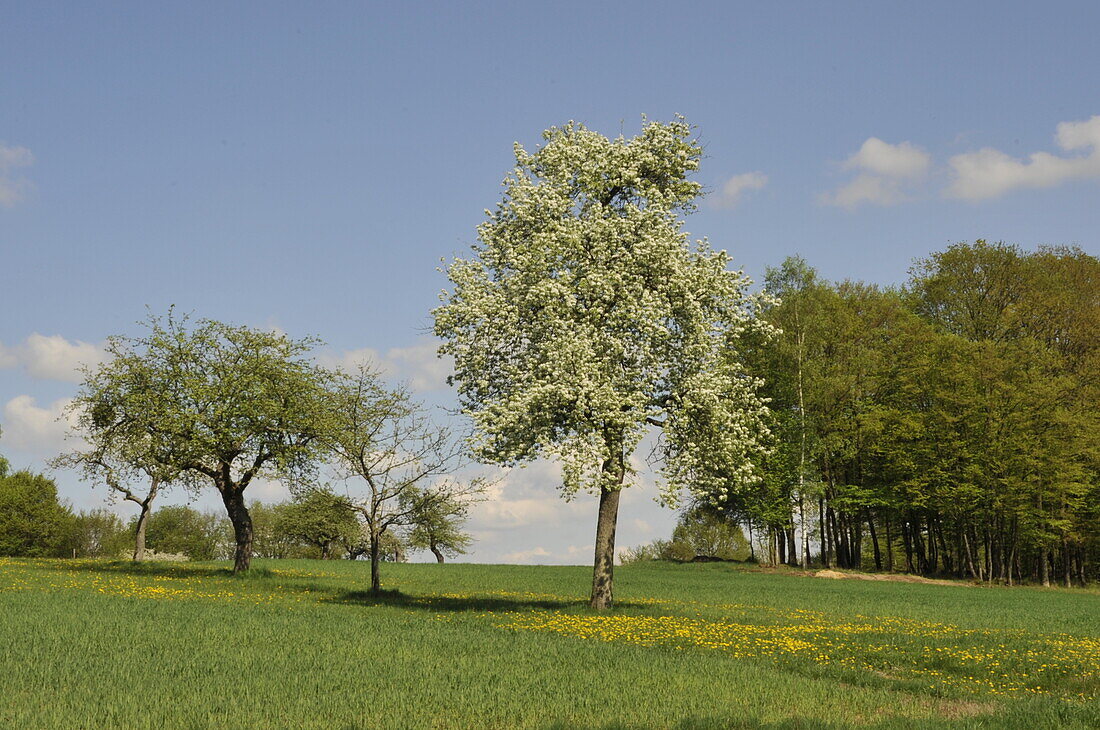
434,118,774,609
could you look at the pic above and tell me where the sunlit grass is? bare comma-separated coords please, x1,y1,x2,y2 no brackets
1,557,1099,728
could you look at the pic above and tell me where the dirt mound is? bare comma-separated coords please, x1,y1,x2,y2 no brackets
813,569,969,587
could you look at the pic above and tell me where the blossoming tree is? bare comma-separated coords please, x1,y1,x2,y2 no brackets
434,118,774,609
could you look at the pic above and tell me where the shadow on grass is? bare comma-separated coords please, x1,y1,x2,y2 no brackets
328,588,580,612
328,588,667,613
34,559,274,580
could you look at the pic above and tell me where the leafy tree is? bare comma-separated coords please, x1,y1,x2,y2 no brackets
274,487,359,559
323,365,482,592
407,492,474,563
65,508,131,558
435,118,774,608
670,506,751,561
77,311,332,571
144,505,231,560
249,501,303,559
0,469,73,557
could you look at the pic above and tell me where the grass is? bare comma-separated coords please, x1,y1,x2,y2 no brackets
1,558,1099,728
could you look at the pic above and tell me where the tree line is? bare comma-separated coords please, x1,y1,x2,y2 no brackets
715,241,1099,586
0,462,470,563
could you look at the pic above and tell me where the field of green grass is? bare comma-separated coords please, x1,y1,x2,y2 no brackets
1,558,1098,728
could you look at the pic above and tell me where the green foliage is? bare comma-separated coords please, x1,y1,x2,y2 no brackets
670,507,752,561
274,488,359,559
69,310,334,570
64,509,132,558
618,539,675,564
0,469,72,557
406,492,474,562
749,243,1100,581
144,505,231,561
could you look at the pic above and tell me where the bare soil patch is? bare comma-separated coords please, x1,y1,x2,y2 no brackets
813,569,972,587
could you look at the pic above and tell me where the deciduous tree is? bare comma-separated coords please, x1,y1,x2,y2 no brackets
73,311,332,571
434,118,773,609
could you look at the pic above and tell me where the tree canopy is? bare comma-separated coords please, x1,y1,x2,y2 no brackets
73,311,333,571
434,117,773,608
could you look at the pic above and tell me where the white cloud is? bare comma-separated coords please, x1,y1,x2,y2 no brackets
712,171,768,209
469,461,588,531
245,477,292,503
0,334,108,382
947,115,1100,200
0,142,34,208
499,544,592,565
844,138,929,179
824,173,908,209
1,396,77,454
319,338,453,392
822,137,930,210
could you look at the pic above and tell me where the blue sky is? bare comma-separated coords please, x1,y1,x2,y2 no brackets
2,2,1098,563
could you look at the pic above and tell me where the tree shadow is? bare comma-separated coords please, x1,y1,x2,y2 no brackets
35,559,271,580
327,589,666,613
327,589,581,612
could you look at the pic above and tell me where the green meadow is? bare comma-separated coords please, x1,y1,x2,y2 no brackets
2,558,1098,729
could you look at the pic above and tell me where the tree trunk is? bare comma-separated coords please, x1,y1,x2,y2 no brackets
884,516,894,572
133,502,150,562
1040,546,1050,587
430,538,445,564
590,486,622,610
1063,539,1072,588
220,486,253,572
369,532,381,594
786,525,797,567
868,513,882,571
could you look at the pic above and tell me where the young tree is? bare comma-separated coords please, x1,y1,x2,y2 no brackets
407,492,474,563
434,118,774,609
74,311,332,571
324,365,484,592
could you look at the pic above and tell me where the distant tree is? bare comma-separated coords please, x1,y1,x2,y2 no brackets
249,501,301,559
434,118,774,609
78,311,332,571
407,492,474,563
274,488,359,559
0,469,73,557
145,505,231,561
670,506,751,561
323,365,483,592
65,508,131,558
378,529,408,563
